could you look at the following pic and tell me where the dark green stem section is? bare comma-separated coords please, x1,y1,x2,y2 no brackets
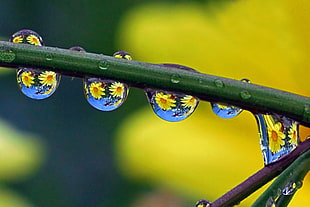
251,145,310,207
210,139,310,207
0,41,310,126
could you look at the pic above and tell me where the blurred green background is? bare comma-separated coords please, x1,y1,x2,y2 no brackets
0,0,309,207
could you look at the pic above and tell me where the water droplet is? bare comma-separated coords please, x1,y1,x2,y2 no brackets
113,51,132,60
84,78,128,111
16,68,60,99
211,103,242,119
0,49,16,63
240,90,251,99
282,182,297,196
295,180,303,189
303,105,310,122
214,79,224,88
10,29,61,100
146,89,198,122
45,53,53,61
265,197,276,207
255,113,300,165
241,78,251,83
195,199,211,207
98,60,109,70
170,74,181,84
84,51,131,111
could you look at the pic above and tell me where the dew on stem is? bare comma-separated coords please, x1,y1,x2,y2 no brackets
9,29,60,100
84,51,131,111
255,113,300,165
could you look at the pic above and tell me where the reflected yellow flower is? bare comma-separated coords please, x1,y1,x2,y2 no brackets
115,0,310,206
38,71,56,86
21,71,34,87
155,92,176,110
288,123,298,145
89,82,105,99
267,122,285,153
109,82,125,97
180,95,197,108
12,36,23,43
26,34,41,46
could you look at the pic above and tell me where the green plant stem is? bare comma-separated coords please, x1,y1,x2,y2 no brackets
251,145,310,207
210,139,310,207
0,41,310,126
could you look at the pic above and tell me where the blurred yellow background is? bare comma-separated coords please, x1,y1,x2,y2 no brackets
115,0,310,206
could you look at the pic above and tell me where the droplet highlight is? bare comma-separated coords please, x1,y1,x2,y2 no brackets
195,199,211,207
146,89,198,122
255,113,300,165
9,29,61,99
84,51,131,111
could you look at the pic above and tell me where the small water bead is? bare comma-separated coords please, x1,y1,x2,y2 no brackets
214,79,224,88
195,199,211,207
98,60,110,70
9,29,60,100
146,89,198,122
84,51,131,111
170,74,181,84
240,90,251,100
265,197,276,207
282,182,297,196
0,49,16,63
255,113,300,165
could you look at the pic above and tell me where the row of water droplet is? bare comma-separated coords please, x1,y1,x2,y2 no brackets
7,30,307,167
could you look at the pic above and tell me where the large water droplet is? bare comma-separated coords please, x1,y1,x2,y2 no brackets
282,182,297,196
195,199,211,207
10,29,61,100
146,89,198,122
84,51,131,111
84,78,128,111
211,103,242,119
0,48,16,63
145,63,199,121
255,113,300,165
16,68,60,99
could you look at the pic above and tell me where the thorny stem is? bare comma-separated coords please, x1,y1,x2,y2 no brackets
0,41,309,127
210,139,310,207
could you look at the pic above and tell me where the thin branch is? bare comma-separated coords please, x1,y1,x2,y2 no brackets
210,139,310,207
0,41,310,127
